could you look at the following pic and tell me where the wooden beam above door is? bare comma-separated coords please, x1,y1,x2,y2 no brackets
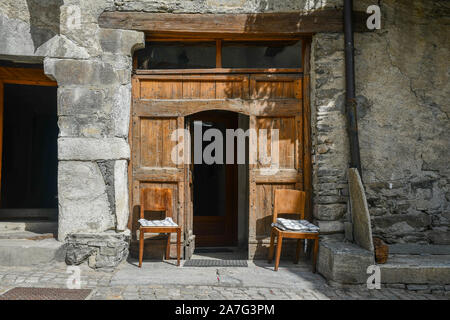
0,67,56,86
98,10,371,36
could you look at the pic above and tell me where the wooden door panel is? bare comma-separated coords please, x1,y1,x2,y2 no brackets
138,75,249,100
250,75,302,99
139,117,178,168
249,74,304,253
256,116,296,169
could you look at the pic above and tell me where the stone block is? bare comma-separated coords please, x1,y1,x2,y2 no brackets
58,115,114,138
112,84,132,138
372,213,432,233
58,87,107,116
318,241,375,284
115,160,129,231
99,29,145,55
44,58,120,86
314,203,347,221
58,161,114,240
316,220,344,234
65,231,130,271
58,137,130,161
344,222,353,241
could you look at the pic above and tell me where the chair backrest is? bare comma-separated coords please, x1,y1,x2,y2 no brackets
273,189,306,223
140,187,173,220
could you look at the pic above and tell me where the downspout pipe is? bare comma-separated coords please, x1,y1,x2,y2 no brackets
344,0,362,177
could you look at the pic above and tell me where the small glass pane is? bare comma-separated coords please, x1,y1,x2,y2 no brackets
136,41,216,69
222,40,302,69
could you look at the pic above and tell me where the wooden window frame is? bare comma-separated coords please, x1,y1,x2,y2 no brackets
134,37,307,75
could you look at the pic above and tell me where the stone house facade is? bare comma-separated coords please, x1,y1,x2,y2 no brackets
0,0,448,274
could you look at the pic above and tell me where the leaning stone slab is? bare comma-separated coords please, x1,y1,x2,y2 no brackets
318,241,375,284
58,137,130,160
348,168,374,252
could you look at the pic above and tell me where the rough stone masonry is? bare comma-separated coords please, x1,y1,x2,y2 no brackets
0,0,448,271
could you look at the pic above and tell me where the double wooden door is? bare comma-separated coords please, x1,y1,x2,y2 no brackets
129,72,308,256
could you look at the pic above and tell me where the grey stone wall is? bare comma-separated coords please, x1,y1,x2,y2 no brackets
310,0,449,245
0,0,144,269
354,0,450,244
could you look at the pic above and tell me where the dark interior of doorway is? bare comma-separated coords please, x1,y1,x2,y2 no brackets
188,110,249,259
0,84,58,220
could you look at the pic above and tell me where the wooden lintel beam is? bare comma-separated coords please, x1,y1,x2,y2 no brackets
98,10,370,35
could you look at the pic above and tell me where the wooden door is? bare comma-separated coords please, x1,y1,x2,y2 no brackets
189,111,238,247
130,72,307,257
248,74,305,258
130,74,250,256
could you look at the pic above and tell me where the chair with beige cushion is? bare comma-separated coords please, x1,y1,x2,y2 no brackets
267,189,320,272
138,187,181,267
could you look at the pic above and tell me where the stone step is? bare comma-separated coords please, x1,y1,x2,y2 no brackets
389,244,450,255
0,239,66,266
0,220,57,234
0,231,55,240
379,254,450,285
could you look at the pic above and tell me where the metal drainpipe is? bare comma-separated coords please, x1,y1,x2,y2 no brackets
344,0,362,177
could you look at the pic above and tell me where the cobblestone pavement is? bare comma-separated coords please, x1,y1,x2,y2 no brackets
0,262,448,300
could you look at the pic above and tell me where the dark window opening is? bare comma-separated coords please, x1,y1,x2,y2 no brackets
135,40,303,70
136,41,216,69
221,40,302,69
1,84,58,211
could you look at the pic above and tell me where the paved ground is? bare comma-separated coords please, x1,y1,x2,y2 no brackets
0,259,448,300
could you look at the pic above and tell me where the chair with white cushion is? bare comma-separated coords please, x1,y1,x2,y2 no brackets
267,189,320,272
138,188,181,267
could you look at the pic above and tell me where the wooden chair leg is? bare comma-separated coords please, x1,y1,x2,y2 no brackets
139,229,144,268
268,229,276,263
176,228,181,267
312,237,319,273
295,239,303,264
165,233,171,260
274,234,283,271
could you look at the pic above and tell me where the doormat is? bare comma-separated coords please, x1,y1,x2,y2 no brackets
194,248,234,253
0,287,92,300
183,259,248,267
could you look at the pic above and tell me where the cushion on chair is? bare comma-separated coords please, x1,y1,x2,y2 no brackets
138,217,178,227
271,218,319,232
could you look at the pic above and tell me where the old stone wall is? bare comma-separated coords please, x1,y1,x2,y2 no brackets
310,0,449,245
354,0,450,244
0,0,144,269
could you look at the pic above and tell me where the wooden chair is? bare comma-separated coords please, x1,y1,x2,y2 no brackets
267,189,319,272
139,188,181,267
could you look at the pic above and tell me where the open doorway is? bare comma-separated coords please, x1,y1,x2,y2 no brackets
0,83,58,224
187,110,249,253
